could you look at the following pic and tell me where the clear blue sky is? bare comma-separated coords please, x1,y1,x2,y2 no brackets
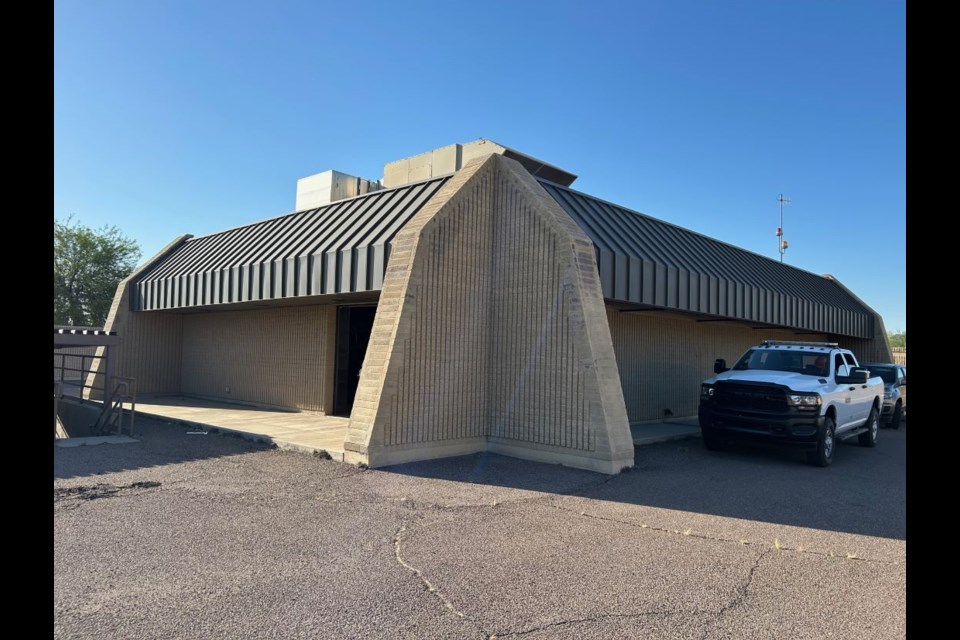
54,0,906,332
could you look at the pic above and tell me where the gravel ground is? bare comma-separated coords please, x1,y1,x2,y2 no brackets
54,417,906,639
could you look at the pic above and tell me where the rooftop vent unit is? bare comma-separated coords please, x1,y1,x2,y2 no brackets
294,138,576,210
295,170,382,211
381,138,577,188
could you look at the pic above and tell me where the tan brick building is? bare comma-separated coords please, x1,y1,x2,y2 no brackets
91,140,892,474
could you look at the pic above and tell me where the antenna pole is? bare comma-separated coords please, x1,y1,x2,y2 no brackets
776,194,791,263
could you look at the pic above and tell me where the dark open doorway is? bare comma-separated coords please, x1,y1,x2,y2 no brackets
332,305,377,417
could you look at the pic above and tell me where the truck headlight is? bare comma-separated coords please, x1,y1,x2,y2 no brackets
787,393,821,411
700,384,714,401
883,391,893,400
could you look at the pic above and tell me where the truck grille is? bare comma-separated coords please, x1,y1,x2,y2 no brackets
714,383,787,413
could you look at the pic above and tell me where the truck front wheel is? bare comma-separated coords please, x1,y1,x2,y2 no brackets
858,407,879,447
807,416,836,467
702,429,724,451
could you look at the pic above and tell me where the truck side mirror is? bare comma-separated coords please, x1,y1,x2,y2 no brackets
838,368,870,385
713,359,727,374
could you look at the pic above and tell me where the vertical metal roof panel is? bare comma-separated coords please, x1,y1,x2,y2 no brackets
539,180,873,339
133,169,874,339
133,177,450,310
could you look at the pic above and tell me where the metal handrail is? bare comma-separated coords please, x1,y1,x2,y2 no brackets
54,353,108,400
54,338,136,438
54,381,62,438
111,376,138,437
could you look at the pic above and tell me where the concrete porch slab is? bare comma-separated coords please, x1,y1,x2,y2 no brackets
131,396,701,459
55,435,139,448
135,395,348,461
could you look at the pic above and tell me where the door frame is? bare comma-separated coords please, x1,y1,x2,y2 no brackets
331,304,378,417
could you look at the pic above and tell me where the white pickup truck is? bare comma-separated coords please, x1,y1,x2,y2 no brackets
698,340,884,467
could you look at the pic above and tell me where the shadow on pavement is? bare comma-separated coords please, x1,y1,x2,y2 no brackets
378,426,907,541
55,412,906,540
54,415,273,480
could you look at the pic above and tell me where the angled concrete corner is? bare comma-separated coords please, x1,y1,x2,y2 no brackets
344,154,634,474
85,235,192,399
486,155,635,473
343,156,493,465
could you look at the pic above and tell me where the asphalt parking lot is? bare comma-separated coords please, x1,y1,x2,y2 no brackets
54,417,906,639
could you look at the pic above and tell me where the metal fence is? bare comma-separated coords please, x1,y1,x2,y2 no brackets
891,347,906,367
53,340,138,437
54,346,98,383
53,326,137,438
54,349,106,399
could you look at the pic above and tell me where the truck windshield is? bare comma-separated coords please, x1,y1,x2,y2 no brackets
732,349,831,376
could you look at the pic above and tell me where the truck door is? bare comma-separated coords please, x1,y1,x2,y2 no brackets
832,353,857,431
844,353,870,423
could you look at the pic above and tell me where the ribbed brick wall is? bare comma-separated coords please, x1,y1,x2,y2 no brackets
607,307,823,422
485,159,630,465
381,173,491,446
180,305,334,411
486,197,593,452
86,236,191,398
113,311,183,393
345,154,634,474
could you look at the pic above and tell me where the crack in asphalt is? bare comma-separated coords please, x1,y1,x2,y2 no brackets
491,610,710,638
482,505,777,639
391,516,713,640
361,468,621,514
380,475,891,637
396,493,557,513
55,431,902,638
549,502,894,565
694,549,772,640
717,548,770,618
393,520,488,638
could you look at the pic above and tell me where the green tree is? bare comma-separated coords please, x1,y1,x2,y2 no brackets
54,217,141,327
887,331,906,349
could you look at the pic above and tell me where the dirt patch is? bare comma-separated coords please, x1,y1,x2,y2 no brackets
54,481,162,502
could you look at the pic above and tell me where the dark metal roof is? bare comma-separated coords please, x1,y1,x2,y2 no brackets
133,177,449,311
498,148,577,186
540,180,874,339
